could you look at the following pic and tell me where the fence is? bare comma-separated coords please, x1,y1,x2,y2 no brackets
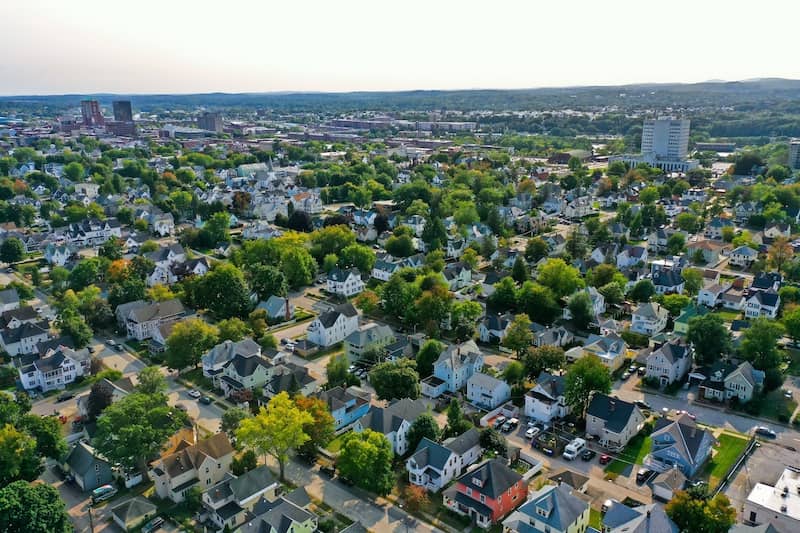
712,435,758,497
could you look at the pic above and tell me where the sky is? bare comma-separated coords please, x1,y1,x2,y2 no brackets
2,0,799,95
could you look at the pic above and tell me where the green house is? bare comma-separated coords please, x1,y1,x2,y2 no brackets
673,304,709,336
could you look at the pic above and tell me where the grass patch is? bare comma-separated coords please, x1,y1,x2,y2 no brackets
714,309,742,322
784,348,800,377
179,367,214,390
759,389,797,423
326,434,346,453
705,434,748,487
590,508,603,529
604,434,652,476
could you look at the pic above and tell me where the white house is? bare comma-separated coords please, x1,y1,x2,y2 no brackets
18,347,91,392
466,373,511,410
698,282,728,308
1,321,50,356
525,372,570,423
0,289,20,313
44,243,77,266
422,341,484,398
201,338,262,386
566,333,627,371
327,268,365,297
305,303,359,347
478,313,513,344
631,302,669,336
406,429,482,492
645,340,693,387
744,467,800,531
354,398,428,456
651,270,685,295
117,299,186,341
585,394,645,450
616,245,648,269
745,290,780,319
729,246,759,268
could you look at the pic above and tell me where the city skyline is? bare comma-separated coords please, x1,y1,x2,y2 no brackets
2,0,799,95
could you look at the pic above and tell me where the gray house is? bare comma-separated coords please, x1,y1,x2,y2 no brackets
63,441,114,492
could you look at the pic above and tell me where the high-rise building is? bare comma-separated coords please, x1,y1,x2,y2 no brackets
112,100,133,122
80,100,104,127
790,139,800,170
197,112,223,133
641,117,691,160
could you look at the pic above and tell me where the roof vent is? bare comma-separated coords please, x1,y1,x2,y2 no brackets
781,505,788,513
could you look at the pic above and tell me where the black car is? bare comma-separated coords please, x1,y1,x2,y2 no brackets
199,396,212,405
635,400,652,411
636,468,653,483
56,391,75,402
581,449,596,461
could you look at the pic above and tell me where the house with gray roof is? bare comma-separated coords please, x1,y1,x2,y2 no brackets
202,466,280,530
601,501,679,533
318,386,372,430
406,428,482,492
353,397,428,455
344,322,395,362
18,346,90,392
699,360,764,404
239,492,318,533
117,299,186,341
1,320,50,355
525,371,570,423
646,414,715,477
327,267,364,297
111,497,158,532
257,295,295,322
631,302,669,336
422,340,484,398
466,372,511,410
503,483,590,533
585,394,645,450
63,441,113,492
202,338,262,386
0,288,19,312
306,303,359,348
645,340,693,387
444,458,527,528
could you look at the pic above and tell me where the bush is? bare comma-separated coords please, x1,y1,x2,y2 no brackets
621,330,650,348
764,368,783,392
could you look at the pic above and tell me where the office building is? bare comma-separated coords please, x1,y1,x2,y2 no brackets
609,116,698,173
112,100,133,122
80,100,104,127
197,112,222,133
790,138,800,170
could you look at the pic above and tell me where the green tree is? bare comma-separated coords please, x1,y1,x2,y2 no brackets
740,318,785,370
236,392,312,481
0,238,24,263
281,247,317,289
195,263,252,319
568,291,594,330
537,258,584,299
525,237,549,262
479,427,508,456
63,161,84,181
450,300,483,341
782,306,800,344
0,481,71,533
231,449,258,476
86,381,114,421
217,317,252,342
247,264,287,300
462,247,480,270
310,225,356,260
294,396,336,459
337,429,394,495
488,277,519,312
165,318,220,371
666,233,686,255
339,244,376,274
406,412,441,453
502,360,526,388
221,407,250,441
665,490,735,533
660,294,691,316
518,282,560,325
385,234,415,257
629,279,655,302
326,354,358,389
93,392,188,471
512,256,529,283
523,345,566,380
205,211,231,244
98,237,124,260
0,424,41,485
682,268,704,295
21,414,67,460
322,253,339,274
56,308,92,348
416,339,443,378
136,366,167,395
502,314,533,358
444,399,472,438
598,282,624,305
564,355,612,416
369,359,420,400
421,217,447,251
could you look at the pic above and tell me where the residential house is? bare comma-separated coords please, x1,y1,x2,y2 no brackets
219,352,274,399
44,243,77,266
353,397,428,455
17,346,91,392
601,501,679,533
344,322,395,362
63,441,114,492
201,466,280,531
531,324,573,348
64,217,121,246
698,282,728,308
443,262,472,291
686,239,726,265
751,272,782,292
631,302,669,336
651,468,688,502
525,371,570,423
0,288,19,312
305,303,360,348
730,246,759,268
149,433,235,503
645,340,693,387
744,467,800,531
145,243,186,286
616,245,648,269
1,320,50,355
406,428,482,492
651,270,685,295
256,295,295,322
327,267,365,297
565,333,627,371
645,414,715,477
746,290,780,319
699,361,764,403
170,257,211,281
479,313,513,344
673,304,708,336
202,339,262,387
422,341,484,398
117,299,186,340
149,211,175,236
467,373,511,410
292,191,323,214
111,497,158,532
443,459,527,529
705,217,735,240
318,386,372,430
503,483,590,533
238,491,318,533
585,394,645,450
764,223,791,239
263,362,318,400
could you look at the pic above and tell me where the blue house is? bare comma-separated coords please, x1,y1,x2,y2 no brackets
645,414,716,477
421,340,484,398
318,386,371,430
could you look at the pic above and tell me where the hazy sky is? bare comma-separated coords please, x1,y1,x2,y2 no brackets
2,0,799,95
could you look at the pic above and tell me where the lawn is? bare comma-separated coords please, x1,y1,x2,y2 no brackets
758,389,797,424
784,348,800,377
605,434,652,477
326,434,346,453
589,508,603,530
705,434,749,487
714,309,742,322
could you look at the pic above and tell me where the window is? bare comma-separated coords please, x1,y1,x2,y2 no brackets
480,494,485,503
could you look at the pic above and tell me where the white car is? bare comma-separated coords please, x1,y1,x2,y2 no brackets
525,427,540,440
187,389,202,399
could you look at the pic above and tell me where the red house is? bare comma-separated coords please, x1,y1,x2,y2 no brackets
443,458,527,528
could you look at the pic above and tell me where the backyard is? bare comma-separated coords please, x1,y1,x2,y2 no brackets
604,433,652,478
704,433,749,488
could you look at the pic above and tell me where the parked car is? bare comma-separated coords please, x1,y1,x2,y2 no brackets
621,371,631,380
581,449,597,461
635,400,652,411
493,416,506,429
784,389,793,399
599,454,612,465
628,365,638,373
56,391,75,402
280,338,289,345
501,418,519,433
141,516,164,533
106,339,116,347
91,484,118,503
755,426,777,439
320,465,336,477
637,367,647,376
187,389,202,399
636,468,653,483
525,427,540,440
199,396,212,405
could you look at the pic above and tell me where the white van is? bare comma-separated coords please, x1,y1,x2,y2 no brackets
562,438,586,460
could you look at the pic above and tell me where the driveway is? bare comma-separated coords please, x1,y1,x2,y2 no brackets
167,385,225,434
41,465,120,533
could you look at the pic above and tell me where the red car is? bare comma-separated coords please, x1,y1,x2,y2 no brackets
599,454,612,465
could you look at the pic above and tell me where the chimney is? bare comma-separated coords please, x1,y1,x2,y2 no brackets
609,400,615,412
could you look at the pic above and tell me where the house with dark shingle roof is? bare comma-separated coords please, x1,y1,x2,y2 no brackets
202,466,280,530
645,414,716,477
111,497,157,531
645,340,693,387
406,428,482,492
318,386,371,430
0,288,19,312
327,267,364,297
219,352,274,399
503,483,589,533
202,338,262,387
63,441,113,492
443,458,527,528
18,346,90,392
525,371,570,423
746,289,780,319
239,491,318,533
585,394,645,450
1,319,50,355
651,269,685,295
305,303,359,348
117,298,186,340
601,501,679,533
699,360,764,404
353,397,428,455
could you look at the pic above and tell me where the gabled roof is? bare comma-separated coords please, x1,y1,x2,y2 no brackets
409,437,454,471
357,398,427,435
66,441,111,475
603,502,679,533
442,427,481,456
586,394,640,433
203,339,261,368
456,458,522,499
651,416,713,469
315,303,358,328
633,302,668,321
506,483,587,531
111,497,157,525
